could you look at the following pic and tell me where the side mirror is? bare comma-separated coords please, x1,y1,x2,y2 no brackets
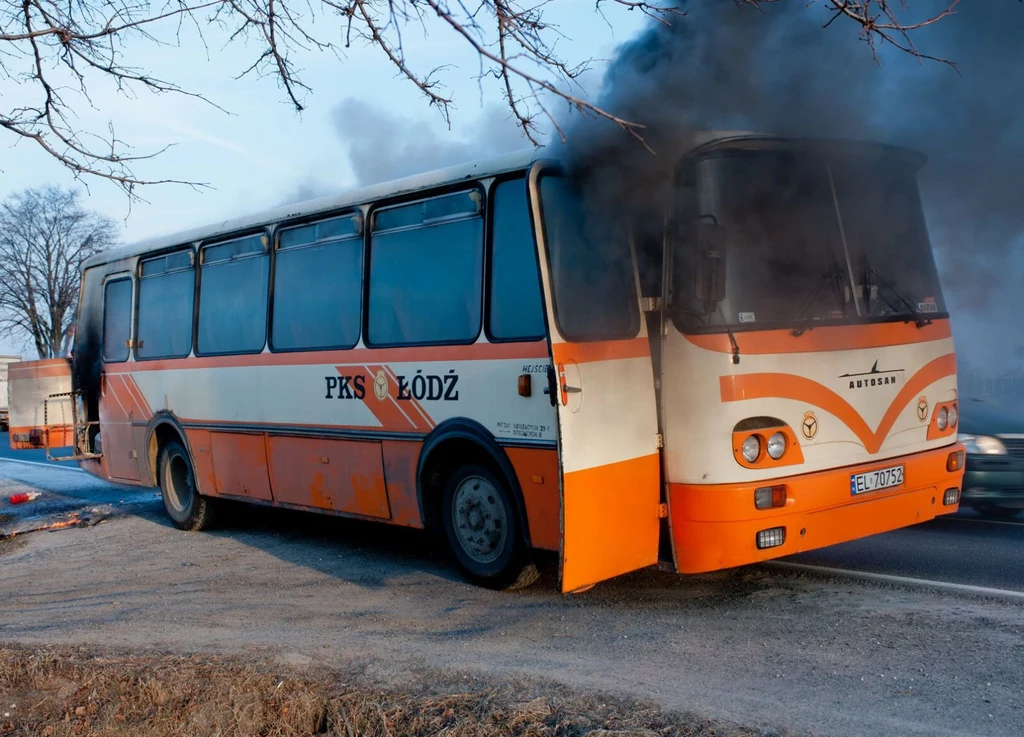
694,221,727,305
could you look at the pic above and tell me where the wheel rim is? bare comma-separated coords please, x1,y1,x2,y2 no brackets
451,475,508,565
166,453,193,514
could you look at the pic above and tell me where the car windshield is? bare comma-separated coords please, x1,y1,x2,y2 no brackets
671,147,945,331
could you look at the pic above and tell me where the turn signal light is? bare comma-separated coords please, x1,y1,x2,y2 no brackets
754,486,788,510
943,488,960,506
518,374,532,397
756,527,786,549
946,450,964,472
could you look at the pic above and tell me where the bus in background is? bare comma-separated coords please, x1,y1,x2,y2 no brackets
0,355,21,431
6,135,966,593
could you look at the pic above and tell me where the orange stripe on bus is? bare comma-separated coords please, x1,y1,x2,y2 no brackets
687,319,952,356
359,365,420,432
7,359,70,379
126,375,154,419
117,340,550,372
382,365,435,431
552,337,650,365
720,353,957,454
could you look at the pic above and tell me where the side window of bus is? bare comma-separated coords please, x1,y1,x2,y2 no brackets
367,190,484,346
102,278,133,363
488,178,545,341
137,250,194,359
197,234,270,355
272,214,362,351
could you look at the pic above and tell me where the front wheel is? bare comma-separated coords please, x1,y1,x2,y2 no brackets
159,439,217,531
441,464,538,590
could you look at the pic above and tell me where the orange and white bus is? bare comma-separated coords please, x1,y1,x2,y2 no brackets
7,134,966,592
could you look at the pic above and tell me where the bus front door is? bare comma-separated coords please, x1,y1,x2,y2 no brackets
529,166,663,593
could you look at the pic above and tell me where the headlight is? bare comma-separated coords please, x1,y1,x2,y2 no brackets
947,403,958,429
742,435,761,463
767,431,787,460
936,406,948,431
958,434,1007,455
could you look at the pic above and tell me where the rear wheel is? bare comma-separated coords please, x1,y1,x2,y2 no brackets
159,439,217,531
441,464,538,590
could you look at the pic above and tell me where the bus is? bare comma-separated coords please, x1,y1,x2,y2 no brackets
6,133,966,593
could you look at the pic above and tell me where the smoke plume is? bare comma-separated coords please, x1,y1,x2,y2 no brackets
560,0,1024,383
334,99,528,187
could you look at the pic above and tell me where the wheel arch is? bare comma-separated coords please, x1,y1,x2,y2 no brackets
144,412,193,488
416,418,533,548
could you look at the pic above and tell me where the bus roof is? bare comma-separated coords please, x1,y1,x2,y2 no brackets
84,147,541,270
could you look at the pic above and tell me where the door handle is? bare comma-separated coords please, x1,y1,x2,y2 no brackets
544,365,557,407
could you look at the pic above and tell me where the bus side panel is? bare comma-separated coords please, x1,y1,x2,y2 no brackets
381,440,425,528
185,428,218,497
267,436,390,519
209,432,274,501
506,446,560,551
6,359,74,450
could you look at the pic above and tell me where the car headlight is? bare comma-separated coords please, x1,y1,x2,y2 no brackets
936,406,948,431
766,431,787,460
958,433,1007,455
742,435,761,463
947,403,958,429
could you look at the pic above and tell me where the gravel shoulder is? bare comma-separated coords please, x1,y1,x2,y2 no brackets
1,495,1022,737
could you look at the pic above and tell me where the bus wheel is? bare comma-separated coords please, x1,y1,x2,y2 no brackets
441,464,538,591
159,439,216,531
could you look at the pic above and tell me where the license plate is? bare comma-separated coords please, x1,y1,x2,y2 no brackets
850,465,905,495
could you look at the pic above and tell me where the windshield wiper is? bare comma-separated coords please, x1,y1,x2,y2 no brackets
790,267,846,337
867,268,933,328
716,305,741,365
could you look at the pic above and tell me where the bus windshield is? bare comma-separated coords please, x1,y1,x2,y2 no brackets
672,147,945,331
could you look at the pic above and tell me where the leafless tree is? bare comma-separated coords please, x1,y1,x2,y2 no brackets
1,0,959,195
0,187,117,359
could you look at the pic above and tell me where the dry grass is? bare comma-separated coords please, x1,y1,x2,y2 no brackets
0,646,780,737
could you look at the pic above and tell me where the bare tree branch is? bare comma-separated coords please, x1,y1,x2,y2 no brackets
1,0,961,195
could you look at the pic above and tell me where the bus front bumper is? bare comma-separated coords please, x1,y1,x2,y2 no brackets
667,445,965,574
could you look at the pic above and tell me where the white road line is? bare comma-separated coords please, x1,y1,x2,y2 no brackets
945,516,1024,529
764,561,1024,602
0,457,84,473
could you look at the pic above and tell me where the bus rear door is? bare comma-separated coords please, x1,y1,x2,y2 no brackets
529,165,663,593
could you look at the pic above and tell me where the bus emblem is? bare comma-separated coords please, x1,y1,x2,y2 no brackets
801,412,818,440
373,370,390,401
917,396,929,422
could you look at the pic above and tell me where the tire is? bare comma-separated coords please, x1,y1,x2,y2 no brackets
440,464,539,591
159,439,217,531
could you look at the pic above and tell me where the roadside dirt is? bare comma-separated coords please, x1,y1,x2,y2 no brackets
0,645,768,736
1,501,1022,737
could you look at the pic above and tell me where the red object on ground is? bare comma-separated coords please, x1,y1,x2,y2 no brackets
8,492,41,505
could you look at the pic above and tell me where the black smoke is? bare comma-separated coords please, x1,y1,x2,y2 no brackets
559,0,1024,383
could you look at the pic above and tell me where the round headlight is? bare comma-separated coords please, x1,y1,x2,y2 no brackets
767,431,787,460
741,435,761,463
947,403,958,429
937,406,948,431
